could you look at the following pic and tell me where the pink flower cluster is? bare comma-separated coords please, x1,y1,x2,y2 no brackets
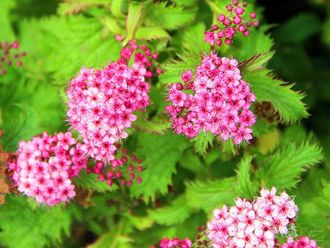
207,187,299,248
204,0,258,46
281,236,319,248
159,238,192,248
67,42,156,162
9,132,87,206
166,53,256,144
0,41,26,75
86,148,143,187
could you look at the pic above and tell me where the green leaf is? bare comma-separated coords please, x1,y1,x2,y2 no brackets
193,131,214,156
0,0,16,40
238,52,275,72
257,142,324,190
88,233,132,248
145,2,196,30
185,177,236,212
110,0,128,17
148,196,194,225
182,23,210,56
135,26,170,41
57,0,112,15
179,148,204,173
0,196,76,248
74,170,118,192
125,2,144,42
275,13,321,43
292,173,330,247
130,132,189,202
172,0,197,7
224,26,274,61
236,155,258,198
244,68,308,123
159,53,201,84
133,114,170,134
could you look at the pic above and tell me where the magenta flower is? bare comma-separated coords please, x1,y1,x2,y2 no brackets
67,41,156,163
9,132,87,206
204,0,259,47
159,237,192,248
281,236,319,248
166,53,256,144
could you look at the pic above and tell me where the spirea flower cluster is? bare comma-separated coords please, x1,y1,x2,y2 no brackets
158,237,192,248
86,148,143,187
9,132,87,206
166,53,256,144
204,0,258,46
207,187,299,248
281,236,319,248
0,41,26,75
67,42,156,162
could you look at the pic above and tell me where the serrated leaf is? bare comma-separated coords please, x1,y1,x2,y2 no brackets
182,23,210,56
238,52,275,72
185,178,236,212
224,26,274,61
236,155,258,198
74,170,118,192
130,132,189,202
193,131,214,156
148,196,194,225
0,196,75,248
159,53,201,84
133,115,170,134
257,142,324,190
244,68,308,123
145,2,196,30
135,26,170,41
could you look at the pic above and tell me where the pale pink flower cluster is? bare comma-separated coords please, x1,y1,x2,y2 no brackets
159,237,192,248
207,187,299,248
67,42,155,162
9,132,87,206
281,236,319,248
166,53,256,144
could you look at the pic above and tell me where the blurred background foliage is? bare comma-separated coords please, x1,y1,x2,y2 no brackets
0,0,329,247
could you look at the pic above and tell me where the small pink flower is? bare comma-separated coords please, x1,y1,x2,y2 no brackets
166,53,256,144
9,132,87,206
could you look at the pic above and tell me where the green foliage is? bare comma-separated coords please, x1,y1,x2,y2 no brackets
130,132,189,202
185,178,236,212
148,195,194,225
0,196,77,248
257,142,323,190
236,155,258,198
74,171,118,192
144,2,196,30
193,131,214,156
275,13,321,43
244,68,308,123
